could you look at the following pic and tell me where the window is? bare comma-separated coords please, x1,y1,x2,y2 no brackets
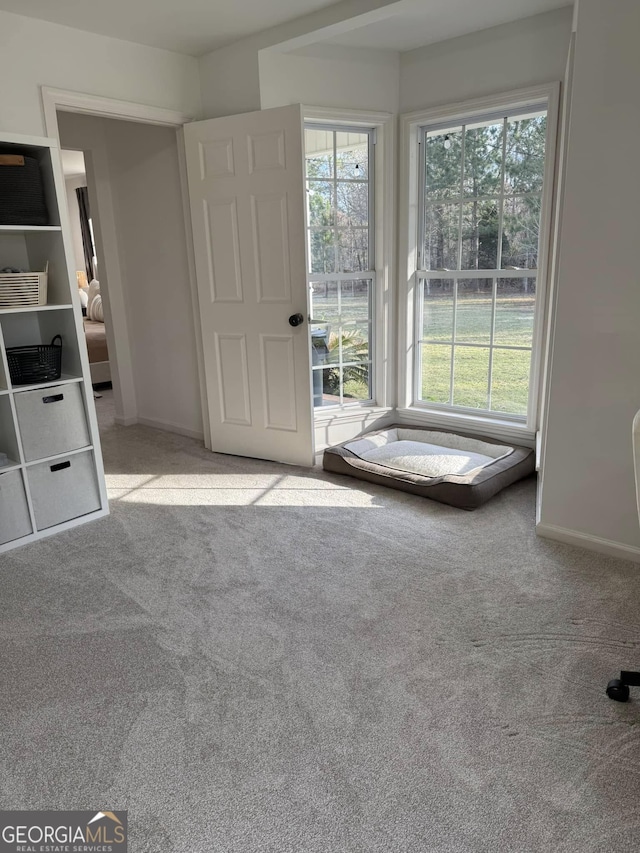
414,103,551,424
304,125,375,408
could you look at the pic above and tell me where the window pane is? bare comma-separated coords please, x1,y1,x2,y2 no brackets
490,349,531,415
311,328,338,366
461,201,501,269
336,181,368,227
310,280,338,323
453,346,490,409
463,121,504,197
340,327,370,364
336,132,369,180
309,229,336,273
425,128,462,199
313,367,340,407
305,128,334,178
340,279,371,342
424,203,460,270
338,228,369,272
504,114,547,195
307,180,334,227
422,279,454,341
343,363,371,401
421,344,451,404
502,196,541,269
494,278,535,347
456,280,493,344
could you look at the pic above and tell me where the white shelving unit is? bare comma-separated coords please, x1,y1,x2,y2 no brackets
0,131,108,553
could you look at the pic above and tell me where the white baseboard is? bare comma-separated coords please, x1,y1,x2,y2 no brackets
136,416,204,441
536,522,640,563
114,415,137,427
114,413,203,441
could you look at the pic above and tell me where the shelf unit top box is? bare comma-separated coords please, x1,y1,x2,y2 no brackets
0,135,61,228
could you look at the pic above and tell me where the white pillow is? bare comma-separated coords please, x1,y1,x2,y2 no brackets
87,279,104,323
78,286,89,309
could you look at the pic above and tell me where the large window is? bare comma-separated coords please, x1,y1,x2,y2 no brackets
305,125,374,408
416,105,549,421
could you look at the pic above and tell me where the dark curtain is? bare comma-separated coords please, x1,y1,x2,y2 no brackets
75,186,94,281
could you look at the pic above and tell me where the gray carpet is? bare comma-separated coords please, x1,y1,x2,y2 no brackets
2,389,640,852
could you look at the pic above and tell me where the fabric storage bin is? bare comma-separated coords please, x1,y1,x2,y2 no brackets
28,450,101,530
0,153,48,225
0,469,32,545
14,382,90,462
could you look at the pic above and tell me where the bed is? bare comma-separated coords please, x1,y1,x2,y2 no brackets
323,425,535,509
83,317,111,385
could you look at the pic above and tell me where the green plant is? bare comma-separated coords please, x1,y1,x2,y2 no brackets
321,328,369,399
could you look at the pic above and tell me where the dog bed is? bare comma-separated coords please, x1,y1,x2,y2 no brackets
322,424,535,509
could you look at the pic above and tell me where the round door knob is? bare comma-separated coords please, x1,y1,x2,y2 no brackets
289,313,304,327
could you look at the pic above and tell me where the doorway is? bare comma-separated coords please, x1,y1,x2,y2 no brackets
56,111,204,442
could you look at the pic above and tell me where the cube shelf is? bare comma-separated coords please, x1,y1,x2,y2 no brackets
0,131,108,553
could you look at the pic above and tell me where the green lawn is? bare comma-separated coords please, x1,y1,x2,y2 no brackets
310,288,535,414
421,292,534,414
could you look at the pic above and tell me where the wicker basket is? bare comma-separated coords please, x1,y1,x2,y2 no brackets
0,263,48,309
6,335,62,386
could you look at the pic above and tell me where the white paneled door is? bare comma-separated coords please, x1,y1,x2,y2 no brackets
184,105,314,466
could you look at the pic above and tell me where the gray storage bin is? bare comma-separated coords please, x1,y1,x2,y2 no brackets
14,383,90,462
28,450,101,530
0,469,32,545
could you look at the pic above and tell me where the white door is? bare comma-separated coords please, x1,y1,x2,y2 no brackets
183,105,314,466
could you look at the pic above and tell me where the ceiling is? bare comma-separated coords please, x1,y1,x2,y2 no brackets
0,0,343,56
324,0,571,52
0,0,572,58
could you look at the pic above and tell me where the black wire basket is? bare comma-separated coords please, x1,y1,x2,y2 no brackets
7,335,62,386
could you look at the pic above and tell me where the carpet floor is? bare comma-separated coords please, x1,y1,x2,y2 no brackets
1,390,640,852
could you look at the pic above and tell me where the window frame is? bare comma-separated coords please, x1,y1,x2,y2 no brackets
303,107,395,422
398,84,560,442
305,122,376,408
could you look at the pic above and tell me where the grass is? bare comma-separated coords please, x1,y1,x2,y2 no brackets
421,292,534,415
310,288,535,414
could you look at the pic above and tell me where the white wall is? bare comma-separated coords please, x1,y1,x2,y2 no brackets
400,8,573,113
197,0,403,118
538,0,640,554
64,175,87,276
259,44,399,113
58,112,203,440
0,9,201,138
198,40,263,118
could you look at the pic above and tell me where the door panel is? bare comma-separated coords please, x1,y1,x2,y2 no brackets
184,105,314,466
204,199,243,302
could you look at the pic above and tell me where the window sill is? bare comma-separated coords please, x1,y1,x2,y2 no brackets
395,406,536,447
314,404,393,425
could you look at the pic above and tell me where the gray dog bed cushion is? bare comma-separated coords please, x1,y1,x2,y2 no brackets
323,425,535,510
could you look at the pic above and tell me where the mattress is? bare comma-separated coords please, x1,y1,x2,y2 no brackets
323,425,535,510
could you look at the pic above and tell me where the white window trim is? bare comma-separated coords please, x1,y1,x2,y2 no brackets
397,83,561,444
303,106,395,424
